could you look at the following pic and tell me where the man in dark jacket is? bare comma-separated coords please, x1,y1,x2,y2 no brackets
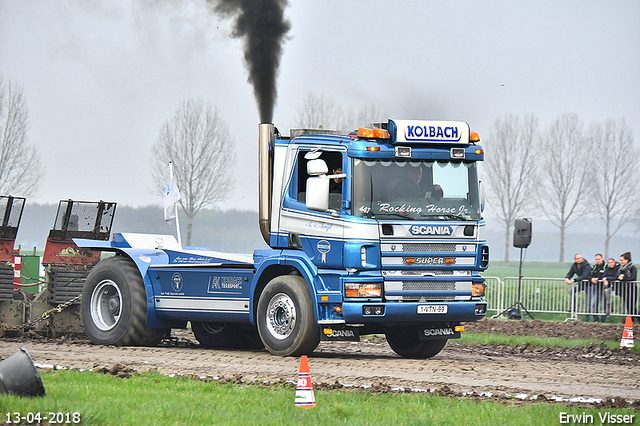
617,251,638,324
565,253,591,319
589,254,606,322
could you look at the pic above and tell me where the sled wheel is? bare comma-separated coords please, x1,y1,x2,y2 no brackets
81,255,166,346
257,275,319,356
385,326,448,358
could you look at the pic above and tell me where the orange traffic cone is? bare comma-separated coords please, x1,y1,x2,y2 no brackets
620,316,634,349
294,355,315,408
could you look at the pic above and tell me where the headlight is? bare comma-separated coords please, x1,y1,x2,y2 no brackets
345,283,382,298
471,283,486,297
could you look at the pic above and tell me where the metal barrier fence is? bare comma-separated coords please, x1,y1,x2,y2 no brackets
485,277,640,322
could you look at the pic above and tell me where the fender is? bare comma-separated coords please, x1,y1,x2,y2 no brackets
73,238,172,329
250,249,323,325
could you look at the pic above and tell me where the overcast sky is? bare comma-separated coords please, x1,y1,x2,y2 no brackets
1,0,638,214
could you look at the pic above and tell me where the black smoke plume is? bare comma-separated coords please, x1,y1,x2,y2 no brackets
210,0,290,123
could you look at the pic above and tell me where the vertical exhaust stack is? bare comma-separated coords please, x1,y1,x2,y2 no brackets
258,123,275,245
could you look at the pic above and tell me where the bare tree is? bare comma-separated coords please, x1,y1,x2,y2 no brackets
339,102,389,131
293,92,388,131
590,118,638,258
293,92,342,129
539,113,592,262
0,77,44,197
151,99,236,245
483,113,540,262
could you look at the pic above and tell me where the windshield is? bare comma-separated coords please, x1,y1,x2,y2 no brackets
352,159,481,220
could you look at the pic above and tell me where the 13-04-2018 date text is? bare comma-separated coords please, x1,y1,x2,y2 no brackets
5,412,81,424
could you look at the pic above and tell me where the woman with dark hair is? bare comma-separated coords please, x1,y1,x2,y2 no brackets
617,252,639,324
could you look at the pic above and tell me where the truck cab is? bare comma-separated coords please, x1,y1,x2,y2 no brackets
256,119,488,357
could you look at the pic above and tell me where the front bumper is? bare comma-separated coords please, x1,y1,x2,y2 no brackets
341,300,486,323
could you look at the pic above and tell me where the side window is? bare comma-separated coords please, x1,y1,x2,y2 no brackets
295,150,343,208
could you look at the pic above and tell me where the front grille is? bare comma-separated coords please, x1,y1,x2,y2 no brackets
401,281,455,291
384,270,455,276
402,243,456,252
400,296,457,302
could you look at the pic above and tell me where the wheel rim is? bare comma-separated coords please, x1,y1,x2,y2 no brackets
90,279,123,331
265,292,296,340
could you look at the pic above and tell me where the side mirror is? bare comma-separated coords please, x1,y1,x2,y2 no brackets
479,180,485,213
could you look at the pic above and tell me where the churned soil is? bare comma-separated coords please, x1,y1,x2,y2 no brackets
464,317,627,343
1,319,639,404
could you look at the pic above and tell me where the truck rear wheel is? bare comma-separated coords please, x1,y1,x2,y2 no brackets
81,255,166,346
192,322,264,350
257,275,320,356
192,322,235,348
385,326,448,358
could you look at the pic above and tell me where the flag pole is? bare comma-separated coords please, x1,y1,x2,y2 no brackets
169,161,182,247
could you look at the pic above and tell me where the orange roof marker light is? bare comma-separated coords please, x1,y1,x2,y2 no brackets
357,128,390,140
470,132,480,142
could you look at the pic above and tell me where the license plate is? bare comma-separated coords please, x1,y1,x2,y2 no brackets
417,304,448,314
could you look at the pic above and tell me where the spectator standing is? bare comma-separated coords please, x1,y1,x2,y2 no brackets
565,253,591,320
617,252,639,324
590,254,606,322
601,257,619,322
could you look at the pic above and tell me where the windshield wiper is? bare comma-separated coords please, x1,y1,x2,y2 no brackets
420,213,469,221
375,213,416,220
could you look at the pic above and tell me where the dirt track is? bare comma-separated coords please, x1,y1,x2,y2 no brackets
1,319,639,403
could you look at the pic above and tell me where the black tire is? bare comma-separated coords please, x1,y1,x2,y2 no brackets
235,323,266,350
385,326,448,358
81,255,166,346
192,322,264,350
256,275,320,356
191,322,234,348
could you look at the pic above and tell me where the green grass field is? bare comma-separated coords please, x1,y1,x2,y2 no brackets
459,331,639,351
484,261,572,280
0,370,636,426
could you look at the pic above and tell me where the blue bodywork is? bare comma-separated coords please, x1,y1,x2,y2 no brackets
75,121,488,335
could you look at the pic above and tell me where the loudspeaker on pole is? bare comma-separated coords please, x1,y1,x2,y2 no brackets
513,218,532,248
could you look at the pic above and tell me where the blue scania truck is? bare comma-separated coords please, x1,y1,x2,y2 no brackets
76,119,489,358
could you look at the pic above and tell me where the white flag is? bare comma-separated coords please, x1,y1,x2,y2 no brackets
163,177,182,223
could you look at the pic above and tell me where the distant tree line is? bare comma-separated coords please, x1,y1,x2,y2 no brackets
484,113,637,262
15,203,264,255
3,76,635,262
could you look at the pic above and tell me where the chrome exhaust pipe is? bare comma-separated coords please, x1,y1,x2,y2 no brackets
258,123,275,245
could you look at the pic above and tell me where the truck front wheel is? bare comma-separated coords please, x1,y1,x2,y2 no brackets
257,275,320,356
385,326,448,358
81,255,166,346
